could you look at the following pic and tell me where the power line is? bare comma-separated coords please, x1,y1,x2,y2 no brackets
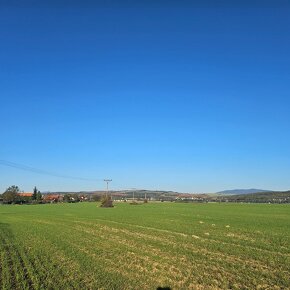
0,159,103,182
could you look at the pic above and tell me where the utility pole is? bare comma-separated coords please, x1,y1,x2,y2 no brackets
130,188,137,201
104,179,112,198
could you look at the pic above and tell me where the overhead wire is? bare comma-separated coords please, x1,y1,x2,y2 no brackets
0,159,103,182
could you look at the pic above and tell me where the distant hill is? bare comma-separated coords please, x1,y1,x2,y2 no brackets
35,189,290,203
44,189,210,201
217,189,271,195
216,190,290,203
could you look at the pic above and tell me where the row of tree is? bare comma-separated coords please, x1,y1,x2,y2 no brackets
0,185,103,205
1,185,42,204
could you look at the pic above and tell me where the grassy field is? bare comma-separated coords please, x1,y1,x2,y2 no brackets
0,202,289,290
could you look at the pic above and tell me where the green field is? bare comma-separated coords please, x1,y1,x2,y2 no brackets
0,202,289,290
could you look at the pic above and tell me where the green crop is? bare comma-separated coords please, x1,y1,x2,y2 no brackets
0,202,289,289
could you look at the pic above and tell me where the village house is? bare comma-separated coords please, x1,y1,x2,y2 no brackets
42,194,63,203
17,192,33,198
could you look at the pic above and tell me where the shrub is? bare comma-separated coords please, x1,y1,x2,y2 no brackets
100,195,114,208
130,201,142,205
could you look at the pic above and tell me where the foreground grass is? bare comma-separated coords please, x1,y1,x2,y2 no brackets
0,202,289,289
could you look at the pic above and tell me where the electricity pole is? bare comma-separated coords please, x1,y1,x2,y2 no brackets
130,188,137,201
104,179,112,198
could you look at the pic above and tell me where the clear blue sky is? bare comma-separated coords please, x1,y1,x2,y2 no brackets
0,0,289,193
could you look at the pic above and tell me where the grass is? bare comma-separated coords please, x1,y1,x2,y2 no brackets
0,202,289,289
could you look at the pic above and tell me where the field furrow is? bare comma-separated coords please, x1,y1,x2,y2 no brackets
0,202,289,289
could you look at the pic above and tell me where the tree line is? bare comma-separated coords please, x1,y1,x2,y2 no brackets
0,185,42,204
0,185,103,205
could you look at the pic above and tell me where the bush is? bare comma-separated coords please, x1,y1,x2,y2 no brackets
31,200,44,205
130,201,142,205
100,195,114,208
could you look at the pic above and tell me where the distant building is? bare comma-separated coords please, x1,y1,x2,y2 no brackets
17,192,33,198
43,194,63,202
112,193,127,200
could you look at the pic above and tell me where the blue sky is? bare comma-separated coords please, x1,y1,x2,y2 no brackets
0,0,289,193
